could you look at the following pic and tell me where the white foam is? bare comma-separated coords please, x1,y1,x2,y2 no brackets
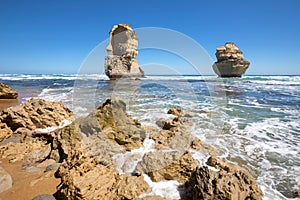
139,174,181,200
35,119,72,133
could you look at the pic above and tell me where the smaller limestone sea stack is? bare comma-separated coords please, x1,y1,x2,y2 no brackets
105,24,144,79
0,82,18,99
212,42,250,77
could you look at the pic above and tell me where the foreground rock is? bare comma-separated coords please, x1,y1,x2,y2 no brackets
34,97,146,164
55,145,150,199
212,42,250,77
0,82,18,99
0,166,12,193
0,98,74,137
105,24,144,79
186,156,263,200
0,120,13,142
136,151,199,183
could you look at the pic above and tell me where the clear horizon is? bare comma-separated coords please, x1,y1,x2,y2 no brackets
0,0,299,75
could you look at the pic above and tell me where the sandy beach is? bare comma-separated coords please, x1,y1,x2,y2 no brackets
0,159,59,200
0,99,20,112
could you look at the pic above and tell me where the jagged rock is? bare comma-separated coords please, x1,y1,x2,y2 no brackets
0,166,12,193
212,42,250,77
152,112,216,153
0,120,13,142
186,156,263,200
35,97,146,165
0,98,74,137
135,151,199,183
0,138,46,163
167,107,182,116
105,24,144,79
55,145,150,200
0,82,18,99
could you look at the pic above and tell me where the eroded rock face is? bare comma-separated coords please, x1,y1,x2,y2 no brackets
0,120,13,142
0,98,75,137
0,82,18,99
105,24,144,79
186,156,263,200
55,145,150,200
212,42,250,77
136,151,199,183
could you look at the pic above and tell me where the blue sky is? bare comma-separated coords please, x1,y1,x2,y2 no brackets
0,0,299,75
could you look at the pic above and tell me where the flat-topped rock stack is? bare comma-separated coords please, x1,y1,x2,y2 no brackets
212,42,250,77
105,24,144,79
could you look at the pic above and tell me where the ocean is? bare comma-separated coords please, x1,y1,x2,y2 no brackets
0,74,299,199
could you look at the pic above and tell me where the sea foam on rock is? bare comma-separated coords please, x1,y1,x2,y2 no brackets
212,42,250,77
105,24,144,79
0,97,263,200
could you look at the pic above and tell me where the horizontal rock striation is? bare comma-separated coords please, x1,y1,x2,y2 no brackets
212,42,250,77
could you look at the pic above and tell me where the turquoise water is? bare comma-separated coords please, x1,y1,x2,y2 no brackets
1,74,299,199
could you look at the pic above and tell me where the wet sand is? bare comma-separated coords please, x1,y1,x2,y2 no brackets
0,99,20,112
0,159,60,200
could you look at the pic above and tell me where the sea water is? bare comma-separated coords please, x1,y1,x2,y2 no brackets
1,74,299,199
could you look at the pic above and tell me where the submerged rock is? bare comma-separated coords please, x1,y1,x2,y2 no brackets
212,42,250,77
186,156,263,200
0,82,18,99
105,24,144,79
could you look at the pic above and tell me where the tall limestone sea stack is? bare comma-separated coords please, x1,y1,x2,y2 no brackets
104,24,144,79
212,42,250,77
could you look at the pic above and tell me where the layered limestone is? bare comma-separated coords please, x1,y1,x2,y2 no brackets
105,24,144,79
0,82,18,99
212,42,250,77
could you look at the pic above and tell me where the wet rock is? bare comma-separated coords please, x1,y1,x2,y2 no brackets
136,151,199,183
105,24,144,79
186,156,263,200
0,166,12,193
32,194,56,200
293,189,300,198
0,82,18,99
212,42,250,77
167,107,182,116
190,138,219,155
55,145,150,200
0,98,74,137
0,120,13,142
